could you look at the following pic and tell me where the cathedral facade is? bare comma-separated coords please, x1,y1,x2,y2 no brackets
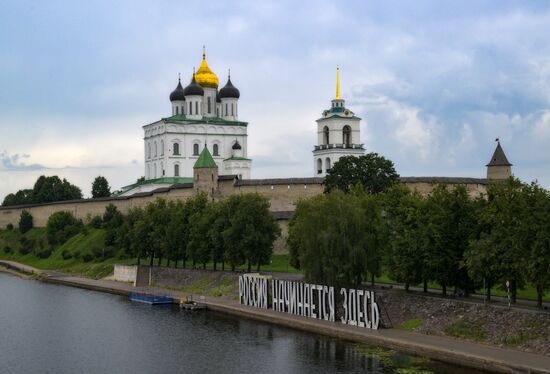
142,49,251,185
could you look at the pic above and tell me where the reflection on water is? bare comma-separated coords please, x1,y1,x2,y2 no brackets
0,273,482,373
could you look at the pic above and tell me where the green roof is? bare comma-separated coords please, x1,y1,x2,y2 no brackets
161,114,248,126
317,114,361,122
116,177,194,195
194,146,218,169
224,156,251,161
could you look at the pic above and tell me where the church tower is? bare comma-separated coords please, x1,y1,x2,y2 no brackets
486,139,512,180
313,66,364,176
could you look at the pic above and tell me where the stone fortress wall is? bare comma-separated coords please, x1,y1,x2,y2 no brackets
0,176,489,254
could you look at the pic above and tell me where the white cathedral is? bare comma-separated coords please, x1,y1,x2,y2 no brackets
119,50,362,196
143,50,250,184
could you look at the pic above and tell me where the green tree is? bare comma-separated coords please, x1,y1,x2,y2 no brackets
383,185,426,291
423,185,476,295
465,178,528,302
18,210,33,234
288,189,382,288
223,194,280,272
324,153,399,194
187,203,214,269
102,204,124,246
2,189,33,206
32,175,82,203
92,176,111,198
46,211,82,246
118,207,148,264
524,182,550,308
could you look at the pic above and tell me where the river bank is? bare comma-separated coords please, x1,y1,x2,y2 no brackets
1,260,549,373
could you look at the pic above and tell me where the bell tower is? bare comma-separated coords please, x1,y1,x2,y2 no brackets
312,66,365,176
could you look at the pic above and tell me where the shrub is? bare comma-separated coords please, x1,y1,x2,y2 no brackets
61,250,73,260
19,210,33,234
80,225,89,236
47,211,82,246
89,215,103,229
3,245,12,254
35,248,52,259
73,250,81,259
82,254,94,263
92,246,115,260
6,223,13,231
18,237,34,255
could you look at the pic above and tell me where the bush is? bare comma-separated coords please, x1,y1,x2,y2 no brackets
80,225,89,236
18,237,34,255
82,254,94,263
89,215,103,229
92,246,115,260
6,223,13,231
18,210,33,234
35,248,52,259
3,245,12,254
73,250,81,259
61,250,73,260
47,211,82,246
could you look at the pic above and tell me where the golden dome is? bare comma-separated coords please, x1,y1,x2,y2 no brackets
194,49,219,88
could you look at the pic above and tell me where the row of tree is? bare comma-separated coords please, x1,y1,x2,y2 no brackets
2,175,112,206
110,193,280,271
289,179,550,308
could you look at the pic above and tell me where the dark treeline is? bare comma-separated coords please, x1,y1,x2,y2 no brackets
115,192,281,271
3,176,82,206
288,178,550,308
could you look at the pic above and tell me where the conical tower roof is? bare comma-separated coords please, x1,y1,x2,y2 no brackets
486,140,512,167
193,145,217,169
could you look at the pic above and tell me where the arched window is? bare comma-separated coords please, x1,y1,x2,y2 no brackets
173,142,180,155
225,103,228,116
325,158,331,172
207,97,211,114
176,106,179,115
217,107,219,117
213,144,219,156
147,143,151,159
146,164,150,179
323,126,329,145
195,101,198,115
343,125,351,146
154,141,157,157
174,164,179,177
193,143,199,156
317,158,322,174
231,103,234,116
161,161,164,176
161,140,164,156
153,163,157,178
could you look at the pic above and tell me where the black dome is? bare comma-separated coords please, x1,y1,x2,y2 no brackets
169,80,185,102
216,91,221,103
184,75,204,96
219,77,240,99
232,140,242,150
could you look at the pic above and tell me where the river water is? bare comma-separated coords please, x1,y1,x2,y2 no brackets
0,273,483,373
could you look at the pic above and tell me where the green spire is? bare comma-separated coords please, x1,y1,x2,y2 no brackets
193,145,217,169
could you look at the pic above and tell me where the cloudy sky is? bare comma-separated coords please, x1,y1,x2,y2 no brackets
1,0,549,199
